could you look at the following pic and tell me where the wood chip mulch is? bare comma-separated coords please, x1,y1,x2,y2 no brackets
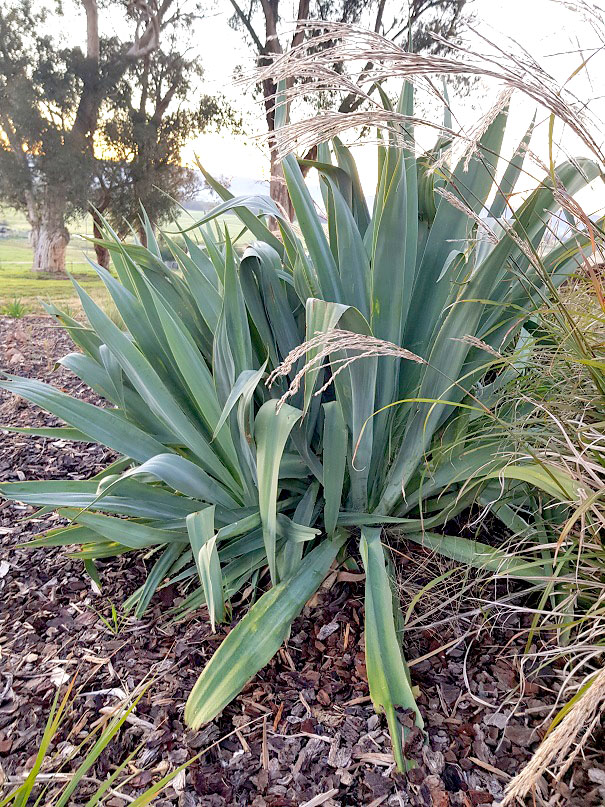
0,315,603,806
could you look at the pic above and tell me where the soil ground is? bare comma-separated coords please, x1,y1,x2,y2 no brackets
0,315,603,806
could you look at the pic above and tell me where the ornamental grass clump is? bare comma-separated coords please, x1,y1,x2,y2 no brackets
1,47,602,767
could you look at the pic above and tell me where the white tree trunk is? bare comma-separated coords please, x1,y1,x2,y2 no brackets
31,219,70,274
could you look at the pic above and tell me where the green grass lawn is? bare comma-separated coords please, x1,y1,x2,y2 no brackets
0,236,111,315
0,207,252,315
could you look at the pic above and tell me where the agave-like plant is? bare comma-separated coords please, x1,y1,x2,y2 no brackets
0,84,599,768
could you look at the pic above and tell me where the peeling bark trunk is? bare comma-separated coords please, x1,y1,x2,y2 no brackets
29,225,39,254
32,223,70,274
30,201,70,274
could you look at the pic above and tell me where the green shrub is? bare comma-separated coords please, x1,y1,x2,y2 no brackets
2,296,28,318
504,276,605,661
0,85,598,768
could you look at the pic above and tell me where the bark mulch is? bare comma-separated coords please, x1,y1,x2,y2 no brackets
0,315,603,806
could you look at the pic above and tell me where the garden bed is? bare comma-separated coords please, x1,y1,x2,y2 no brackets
0,316,603,806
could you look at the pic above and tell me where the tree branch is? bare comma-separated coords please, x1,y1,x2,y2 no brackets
152,78,180,123
228,0,265,54
290,0,310,50
126,0,173,59
81,0,100,60
373,0,386,33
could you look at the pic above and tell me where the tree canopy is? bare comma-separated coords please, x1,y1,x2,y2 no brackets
0,0,232,272
96,45,235,255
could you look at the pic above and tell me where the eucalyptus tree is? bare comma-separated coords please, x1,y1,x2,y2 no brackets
94,45,236,264
0,0,201,273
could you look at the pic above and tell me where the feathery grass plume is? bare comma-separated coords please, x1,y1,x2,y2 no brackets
476,265,605,788
462,89,514,171
250,20,605,166
499,667,605,805
253,109,425,162
267,328,425,407
453,335,503,357
434,188,500,244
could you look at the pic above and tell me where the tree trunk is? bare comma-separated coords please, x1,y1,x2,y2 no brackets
137,225,148,249
92,209,110,269
29,226,39,254
93,235,110,270
31,207,70,274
